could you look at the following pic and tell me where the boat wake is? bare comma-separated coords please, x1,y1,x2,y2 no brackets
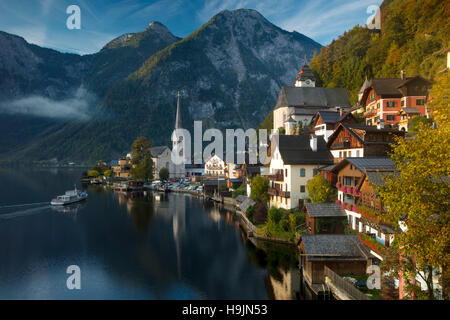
0,202,49,209
0,206,50,220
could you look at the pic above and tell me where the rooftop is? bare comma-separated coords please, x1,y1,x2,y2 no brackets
305,203,347,218
273,135,334,165
300,234,370,261
275,87,351,109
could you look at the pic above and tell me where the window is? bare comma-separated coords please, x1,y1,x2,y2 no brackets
285,168,288,177
313,169,318,176
300,185,305,193
356,150,360,157
339,151,342,158
386,115,395,121
387,101,396,108
416,99,425,106
401,100,405,106
377,103,380,109
300,168,306,177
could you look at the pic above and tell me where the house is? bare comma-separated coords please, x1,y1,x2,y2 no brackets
350,168,398,248
332,157,395,211
303,203,348,235
204,154,226,176
268,134,334,209
298,234,371,289
273,63,352,132
332,158,398,250
326,123,404,163
111,155,132,179
310,109,357,141
202,179,227,195
359,71,432,127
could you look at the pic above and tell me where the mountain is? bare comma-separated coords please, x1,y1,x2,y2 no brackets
0,9,322,162
310,0,449,104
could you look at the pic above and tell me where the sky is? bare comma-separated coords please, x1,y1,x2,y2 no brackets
0,0,382,55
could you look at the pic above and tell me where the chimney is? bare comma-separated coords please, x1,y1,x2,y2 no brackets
377,119,385,129
310,134,317,152
401,70,406,80
339,108,344,117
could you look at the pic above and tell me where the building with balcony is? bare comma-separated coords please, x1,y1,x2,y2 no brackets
326,123,404,163
332,157,395,211
358,71,432,127
205,154,226,176
268,134,334,209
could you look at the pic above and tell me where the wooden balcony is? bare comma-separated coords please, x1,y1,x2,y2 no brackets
267,170,284,182
268,188,290,198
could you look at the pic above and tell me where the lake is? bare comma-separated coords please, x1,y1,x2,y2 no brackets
0,167,301,300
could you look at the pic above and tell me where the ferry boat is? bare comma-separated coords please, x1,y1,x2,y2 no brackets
51,186,88,206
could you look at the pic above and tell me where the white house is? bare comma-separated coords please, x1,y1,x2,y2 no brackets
205,154,226,176
268,134,334,209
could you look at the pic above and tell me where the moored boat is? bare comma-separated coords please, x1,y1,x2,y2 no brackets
51,186,88,206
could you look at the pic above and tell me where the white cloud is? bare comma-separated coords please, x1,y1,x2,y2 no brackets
0,87,96,120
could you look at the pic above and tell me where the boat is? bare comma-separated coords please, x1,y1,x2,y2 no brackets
51,186,88,206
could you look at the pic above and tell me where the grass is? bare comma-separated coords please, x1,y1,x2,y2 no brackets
343,275,382,300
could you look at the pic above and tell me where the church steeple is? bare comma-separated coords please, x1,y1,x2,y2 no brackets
295,55,316,87
175,91,182,129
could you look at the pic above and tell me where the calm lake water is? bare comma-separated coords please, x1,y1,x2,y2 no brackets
0,167,300,300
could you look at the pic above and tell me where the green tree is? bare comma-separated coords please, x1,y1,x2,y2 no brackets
232,183,247,198
377,74,450,299
103,169,112,177
278,127,286,135
130,136,154,181
87,170,100,177
159,167,169,181
250,175,269,202
306,174,334,203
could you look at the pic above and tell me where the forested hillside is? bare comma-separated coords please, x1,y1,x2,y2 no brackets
310,0,449,104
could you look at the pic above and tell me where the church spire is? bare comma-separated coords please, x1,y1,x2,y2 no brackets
175,91,182,129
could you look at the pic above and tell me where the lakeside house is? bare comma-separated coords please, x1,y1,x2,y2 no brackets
205,154,226,176
298,234,371,292
268,134,334,209
273,62,352,132
303,203,348,235
111,155,132,178
358,71,432,128
326,123,404,163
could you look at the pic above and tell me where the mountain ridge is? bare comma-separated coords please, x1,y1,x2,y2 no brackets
0,9,322,163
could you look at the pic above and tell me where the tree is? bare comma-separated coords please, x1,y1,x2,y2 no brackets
232,183,247,198
278,127,286,135
159,167,169,181
103,169,112,177
130,137,154,181
409,116,433,133
250,175,269,202
87,170,99,178
377,74,450,299
306,174,334,203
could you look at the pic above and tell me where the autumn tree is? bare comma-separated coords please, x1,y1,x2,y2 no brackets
130,136,154,181
377,73,450,299
306,174,335,203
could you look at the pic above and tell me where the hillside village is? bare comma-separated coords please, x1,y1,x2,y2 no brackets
91,48,449,300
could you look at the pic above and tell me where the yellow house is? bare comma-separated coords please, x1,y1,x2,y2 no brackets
268,134,334,209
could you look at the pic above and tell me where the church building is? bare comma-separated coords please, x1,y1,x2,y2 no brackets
273,61,352,133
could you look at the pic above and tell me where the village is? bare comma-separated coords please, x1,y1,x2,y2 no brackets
81,48,449,301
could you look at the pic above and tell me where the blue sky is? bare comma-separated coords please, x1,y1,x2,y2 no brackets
0,0,382,55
